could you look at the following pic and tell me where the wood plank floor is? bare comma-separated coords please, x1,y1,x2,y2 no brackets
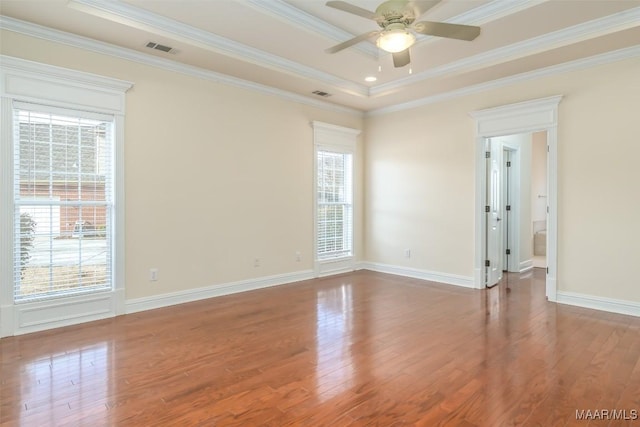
1,269,639,426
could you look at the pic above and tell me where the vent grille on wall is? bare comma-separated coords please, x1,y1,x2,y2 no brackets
145,42,174,53
312,90,332,97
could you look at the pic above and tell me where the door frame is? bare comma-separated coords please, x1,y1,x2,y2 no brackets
501,144,520,273
470,95,562,301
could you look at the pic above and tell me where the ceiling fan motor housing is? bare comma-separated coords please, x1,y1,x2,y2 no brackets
375,0,416,28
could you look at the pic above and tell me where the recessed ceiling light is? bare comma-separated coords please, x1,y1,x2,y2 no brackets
364,76,377,82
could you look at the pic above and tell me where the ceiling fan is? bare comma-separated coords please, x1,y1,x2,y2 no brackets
325,0,481,68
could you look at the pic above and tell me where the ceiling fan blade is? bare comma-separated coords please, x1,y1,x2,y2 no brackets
325,31,379,54
326,1,377,20
411,0,442,18
392,49,411,68
414,21,481,41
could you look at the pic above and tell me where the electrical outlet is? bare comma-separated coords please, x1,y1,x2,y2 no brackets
295,251,301,262
149,268,158,281
404,249,411,259
254,258,260,268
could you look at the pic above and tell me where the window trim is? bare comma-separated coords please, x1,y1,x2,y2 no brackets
311,121,360,277
0,55,132,337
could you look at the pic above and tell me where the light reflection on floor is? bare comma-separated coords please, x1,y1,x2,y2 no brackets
315,283,355,402
18,343,109,426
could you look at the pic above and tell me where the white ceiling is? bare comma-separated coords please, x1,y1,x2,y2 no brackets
1,0,639,113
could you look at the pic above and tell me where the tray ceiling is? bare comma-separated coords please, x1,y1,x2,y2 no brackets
1,0,639,113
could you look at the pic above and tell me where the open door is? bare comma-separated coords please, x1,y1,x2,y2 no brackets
485,138,502,287
502,148,513,272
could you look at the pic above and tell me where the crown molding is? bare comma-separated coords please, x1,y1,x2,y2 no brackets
411,0,549,47
446,0,548,26
371,6,640,96
2,3,637,117
246,0,547,54
241,0,549,69
67,0,368,97
0,16,363,117
243,0,379,59
367,45,640,116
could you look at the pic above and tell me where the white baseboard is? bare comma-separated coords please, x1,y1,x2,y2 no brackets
520,259,533,273
7,264,637,338
556,291,640,317
359,262,475,288
125,269,315,314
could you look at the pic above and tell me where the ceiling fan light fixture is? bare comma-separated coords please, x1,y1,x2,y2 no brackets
376,27,415,53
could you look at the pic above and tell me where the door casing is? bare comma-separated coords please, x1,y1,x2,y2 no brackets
470,96,562,300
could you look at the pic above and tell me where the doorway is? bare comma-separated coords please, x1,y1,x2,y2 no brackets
486,132,546,282
470,96,562,300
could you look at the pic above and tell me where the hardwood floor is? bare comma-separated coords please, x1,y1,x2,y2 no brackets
1,269,639,426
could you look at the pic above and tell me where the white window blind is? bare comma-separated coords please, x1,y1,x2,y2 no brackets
317,150,353,259
13,102,114,302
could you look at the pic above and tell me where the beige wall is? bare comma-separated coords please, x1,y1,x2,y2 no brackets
1,30,364,300
364,102,475,276
3,29,640,305
557,59,640,301
531,132,548,224
365,57,640,303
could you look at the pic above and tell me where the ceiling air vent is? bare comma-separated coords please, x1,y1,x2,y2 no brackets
312,90,332,97
145,42,174,53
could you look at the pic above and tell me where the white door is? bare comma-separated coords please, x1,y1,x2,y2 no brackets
486,138,502,287
502,148,515,272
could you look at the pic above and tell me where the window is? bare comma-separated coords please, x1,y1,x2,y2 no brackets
312,121,360,276
317,150,353,259
13,104,114,301
1,55,131,337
